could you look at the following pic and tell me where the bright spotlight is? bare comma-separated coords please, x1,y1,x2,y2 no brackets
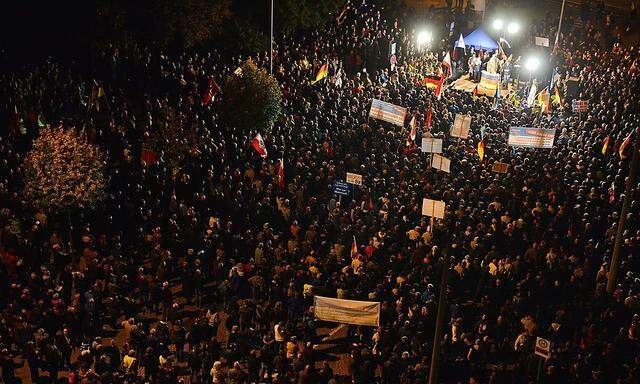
507,22,520,34
492,19,504,31
417,30,432,46
525,57,540,72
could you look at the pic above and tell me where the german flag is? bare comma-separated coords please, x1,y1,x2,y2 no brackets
477,140,485,162
602,135,610,155
312,63,329,84
350,235,358,258
619,133,631,158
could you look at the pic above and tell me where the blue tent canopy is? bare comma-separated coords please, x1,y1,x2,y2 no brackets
463,28,499,51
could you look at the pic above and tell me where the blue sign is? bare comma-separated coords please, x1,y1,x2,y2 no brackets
333,180,352,196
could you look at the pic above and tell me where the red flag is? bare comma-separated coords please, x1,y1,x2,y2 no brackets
277,158,285,189
251,133,268,158
202,78,221,105
408,115,417,141
424,107,433,132
141,147,159,165
609,185,615,204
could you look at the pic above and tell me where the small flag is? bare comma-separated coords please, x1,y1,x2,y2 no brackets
202,78,221,105
312,63,329,84
141,147,159,165
251,133,268,158
552,86,563,108
37,113,46,128
537,87,551,113
350,235,358,258
442,52,452,78
527,80,538,108
424,107,433,132
602,135,610,155
619,133,631,158
455,34,465,49
277,158,285,189
408,115,417,141
477,140,485,162
499,37,511,49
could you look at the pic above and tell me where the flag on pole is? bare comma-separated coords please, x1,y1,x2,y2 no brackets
424,107,433,133
202,78,221,105
619,133,631,158
277,158,285,189
455,34,466,49
37,113,46,128
442,52,452,78
312,63,329,84
499,37,511,49
251,133,268,158
527,80,538,108
477,140,485,162
552,86,563,108
537,87,551,114
408,115,417,141
350,235,358,258
602,135,610,155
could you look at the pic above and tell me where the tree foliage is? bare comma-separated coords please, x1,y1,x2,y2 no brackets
23,126,107,212
222,60,282,134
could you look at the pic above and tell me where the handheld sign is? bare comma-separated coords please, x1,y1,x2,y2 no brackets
431,154,451,173
491,162,509,173
508,127,556,149
421,198,445,219
534,37,549,47
332,180,352,196
421,138,443,153
346,172,363,186
450,114,471,139
535,337,551,359
572,100,588,113
369,99,407,126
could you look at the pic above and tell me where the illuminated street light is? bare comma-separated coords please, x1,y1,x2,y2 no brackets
492,19,504,31
525,57,540,72
416,30,432,52
507,21,520,34
417,30,432,45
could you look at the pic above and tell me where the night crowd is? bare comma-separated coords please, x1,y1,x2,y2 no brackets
1,0,640,383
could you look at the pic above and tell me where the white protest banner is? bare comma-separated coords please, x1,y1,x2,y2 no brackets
450,114,471,139
346,172,363,186
431,154,451,173
313,296,380,326
491,162,509,173
535,37,550,47
421,138,443,153
421,198,446,219
508,127,556,149
535,337,551,359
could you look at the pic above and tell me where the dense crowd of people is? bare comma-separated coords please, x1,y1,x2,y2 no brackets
1,0,639,383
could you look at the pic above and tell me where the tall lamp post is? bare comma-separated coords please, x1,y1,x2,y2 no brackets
270,0,274,75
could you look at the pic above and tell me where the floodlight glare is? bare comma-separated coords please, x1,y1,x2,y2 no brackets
525,57,540,71
492,19,504,31
417,30,432,45
507,22,520,34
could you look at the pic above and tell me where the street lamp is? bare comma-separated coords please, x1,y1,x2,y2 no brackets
525,57,540,72
492,19,504,31
507,22,520,34
417,30,432,52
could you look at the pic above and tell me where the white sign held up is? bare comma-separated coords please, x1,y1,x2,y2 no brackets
421,198,446,219
450,114,471,139
431,154,451,173
421,138,443,153
346,172,363,186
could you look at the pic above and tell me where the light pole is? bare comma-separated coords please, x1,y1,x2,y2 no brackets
270,0,274,75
